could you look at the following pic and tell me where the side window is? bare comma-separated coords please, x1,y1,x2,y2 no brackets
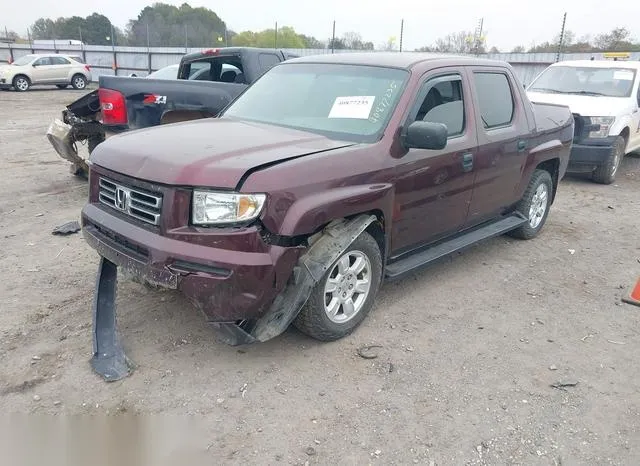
34,57,52,66
413,76,465,137
474,72,514,128
258,53,281,71
51,56,70,65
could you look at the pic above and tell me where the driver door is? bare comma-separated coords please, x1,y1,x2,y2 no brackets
31,57,54,83
391,68,478,255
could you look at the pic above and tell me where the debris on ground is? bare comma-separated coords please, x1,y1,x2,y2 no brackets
550,381,579,391
549,364,558,371
356,345,383,359
305,447,317,456
51,221,81,236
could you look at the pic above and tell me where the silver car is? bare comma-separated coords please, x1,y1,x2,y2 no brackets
0,54,92,91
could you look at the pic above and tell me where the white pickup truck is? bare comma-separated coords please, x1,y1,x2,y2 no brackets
527,59,640,184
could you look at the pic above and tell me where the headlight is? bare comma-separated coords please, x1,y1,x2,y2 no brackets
588,116,615,138
192,191,266,225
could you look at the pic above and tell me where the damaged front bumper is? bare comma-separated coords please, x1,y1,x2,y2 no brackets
84,200,376,381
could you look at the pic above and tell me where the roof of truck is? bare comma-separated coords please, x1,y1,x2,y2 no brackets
286,52,506,69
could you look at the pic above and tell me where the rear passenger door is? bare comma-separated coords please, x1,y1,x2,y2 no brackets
464,67,532,226
49,56,72,82
392,69,478,254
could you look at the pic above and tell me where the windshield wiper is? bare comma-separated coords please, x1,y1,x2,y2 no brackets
565,90,607,96
529,87,563,94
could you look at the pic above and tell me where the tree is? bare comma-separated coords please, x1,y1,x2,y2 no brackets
594,27,634,51
489,46,500,53
341,32,374,50
31,18,56,39
432,30,484,54
232,26,313,48
30,13,118,45
299,34,324,49
126,3,226,47
511,45,525,53
379,36,397,51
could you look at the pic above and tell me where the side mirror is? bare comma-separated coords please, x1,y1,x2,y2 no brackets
403,121,448,150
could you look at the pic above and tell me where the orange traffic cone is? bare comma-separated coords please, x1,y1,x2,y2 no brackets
622,277,640,307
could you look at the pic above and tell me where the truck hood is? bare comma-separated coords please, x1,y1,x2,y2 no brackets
91,118,356,188
527,91,633,117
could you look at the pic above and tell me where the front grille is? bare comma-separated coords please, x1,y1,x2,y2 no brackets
98,177,163,226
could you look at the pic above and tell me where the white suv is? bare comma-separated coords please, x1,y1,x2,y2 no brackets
527,60,640,184
0,54,92,92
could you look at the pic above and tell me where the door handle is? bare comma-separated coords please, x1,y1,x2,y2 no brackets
517,140,527,152
461,153,473,172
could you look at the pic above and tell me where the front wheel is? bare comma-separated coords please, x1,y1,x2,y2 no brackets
294,231,382,341
508,169,553,240
71,74,87,90
592,136,625,185
13,75,30,92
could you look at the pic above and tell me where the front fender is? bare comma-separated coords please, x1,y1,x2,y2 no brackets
271,183,394,237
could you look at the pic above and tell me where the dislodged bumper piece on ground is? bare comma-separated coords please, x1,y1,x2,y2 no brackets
90,257,131,381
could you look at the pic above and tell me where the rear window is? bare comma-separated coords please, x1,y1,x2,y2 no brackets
473,72,514,128
180,56,243,83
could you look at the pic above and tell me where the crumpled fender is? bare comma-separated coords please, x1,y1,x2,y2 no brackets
214,214,378,344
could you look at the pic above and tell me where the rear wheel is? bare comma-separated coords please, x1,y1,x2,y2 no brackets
508,169,553,240
294,231,382,341
71,74,87,90
13,75,30,92
592,136,625,185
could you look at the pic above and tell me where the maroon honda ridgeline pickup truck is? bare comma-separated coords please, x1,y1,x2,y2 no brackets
82,53,573,380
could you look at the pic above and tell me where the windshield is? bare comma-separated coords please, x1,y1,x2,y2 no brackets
12,55,36,66
222,63,409,143
147,65,179,79
529,65,636,97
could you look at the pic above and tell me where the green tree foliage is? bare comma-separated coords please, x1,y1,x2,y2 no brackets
529,28,640,53
126,3,226,47
30,13,122,45
232,26,309,48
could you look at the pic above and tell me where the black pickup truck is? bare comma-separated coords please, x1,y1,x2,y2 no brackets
47,47,298,177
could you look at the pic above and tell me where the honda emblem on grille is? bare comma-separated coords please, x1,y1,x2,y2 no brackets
114,187,129,211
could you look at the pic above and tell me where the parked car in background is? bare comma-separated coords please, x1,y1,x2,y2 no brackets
81,52,574,380
527,59,640,184
47,47,298,178
0,54,92,91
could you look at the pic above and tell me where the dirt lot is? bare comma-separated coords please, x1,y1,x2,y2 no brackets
1,89,640,464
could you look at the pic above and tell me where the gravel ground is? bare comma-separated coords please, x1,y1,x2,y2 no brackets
1,89,640,465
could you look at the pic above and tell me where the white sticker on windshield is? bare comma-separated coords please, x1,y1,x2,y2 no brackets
613,70,634,81
328,96,375,119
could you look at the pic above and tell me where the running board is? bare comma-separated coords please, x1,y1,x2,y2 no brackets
385,213,527,280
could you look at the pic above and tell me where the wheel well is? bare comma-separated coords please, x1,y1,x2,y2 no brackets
535,158,560,201
72,73,86,80
620,127,630,149
364,210,386,260
13,74,29,83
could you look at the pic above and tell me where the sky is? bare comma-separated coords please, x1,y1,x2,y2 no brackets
3,0,640,51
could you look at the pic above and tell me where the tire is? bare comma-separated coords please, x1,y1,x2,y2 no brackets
56,84,68,89
294,231,383,341
12,75,30,92
508,169,553,240
592,136,625,185
71,74,87,90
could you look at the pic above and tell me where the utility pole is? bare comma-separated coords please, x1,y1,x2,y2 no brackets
556,12,567,63
399,19,404,52
331,20,336,53
274,22,278,48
